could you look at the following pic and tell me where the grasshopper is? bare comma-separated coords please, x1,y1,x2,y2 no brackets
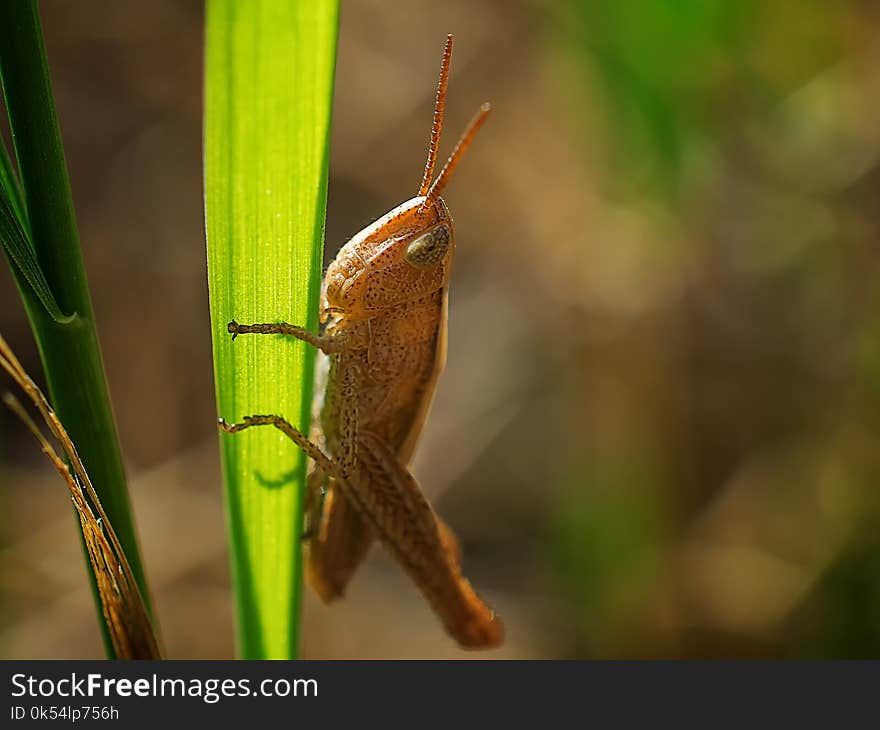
219,34,502,649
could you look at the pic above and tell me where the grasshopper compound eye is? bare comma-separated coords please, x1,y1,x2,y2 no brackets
404,224,450,270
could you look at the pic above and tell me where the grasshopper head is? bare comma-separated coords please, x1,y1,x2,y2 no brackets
322,34,490,322
322,197,454,320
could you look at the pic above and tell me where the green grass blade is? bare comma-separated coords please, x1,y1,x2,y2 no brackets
0,191,70,323
0,138,28,229
205,0,339,658
0,0,155,656
0,134,59,320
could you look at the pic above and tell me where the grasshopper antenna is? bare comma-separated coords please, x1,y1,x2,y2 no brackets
418,34,454,196
420,102,492,210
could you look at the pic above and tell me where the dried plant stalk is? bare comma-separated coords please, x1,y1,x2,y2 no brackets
0,334,161,659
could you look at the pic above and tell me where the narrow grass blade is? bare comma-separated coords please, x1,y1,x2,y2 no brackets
0,139,27,228
0,0,155,655
205,0,339,658
0,335,162,660
0,192,70,323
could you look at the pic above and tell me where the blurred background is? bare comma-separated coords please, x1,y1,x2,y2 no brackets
3,0,880,658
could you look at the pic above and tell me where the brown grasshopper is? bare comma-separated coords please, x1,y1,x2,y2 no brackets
219,34,502,649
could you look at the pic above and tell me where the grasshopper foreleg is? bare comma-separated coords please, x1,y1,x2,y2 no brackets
218,411,375,602
218,414,337,474
227,320,347,354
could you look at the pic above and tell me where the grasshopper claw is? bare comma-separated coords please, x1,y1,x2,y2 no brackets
227,320,239,340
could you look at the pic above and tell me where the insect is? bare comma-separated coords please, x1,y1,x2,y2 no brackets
219,34,502,649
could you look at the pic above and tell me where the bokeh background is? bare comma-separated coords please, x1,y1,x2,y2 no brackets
3,0,880,658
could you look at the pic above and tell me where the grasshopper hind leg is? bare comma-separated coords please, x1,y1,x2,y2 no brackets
306,481,464,603
350,432,504,649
